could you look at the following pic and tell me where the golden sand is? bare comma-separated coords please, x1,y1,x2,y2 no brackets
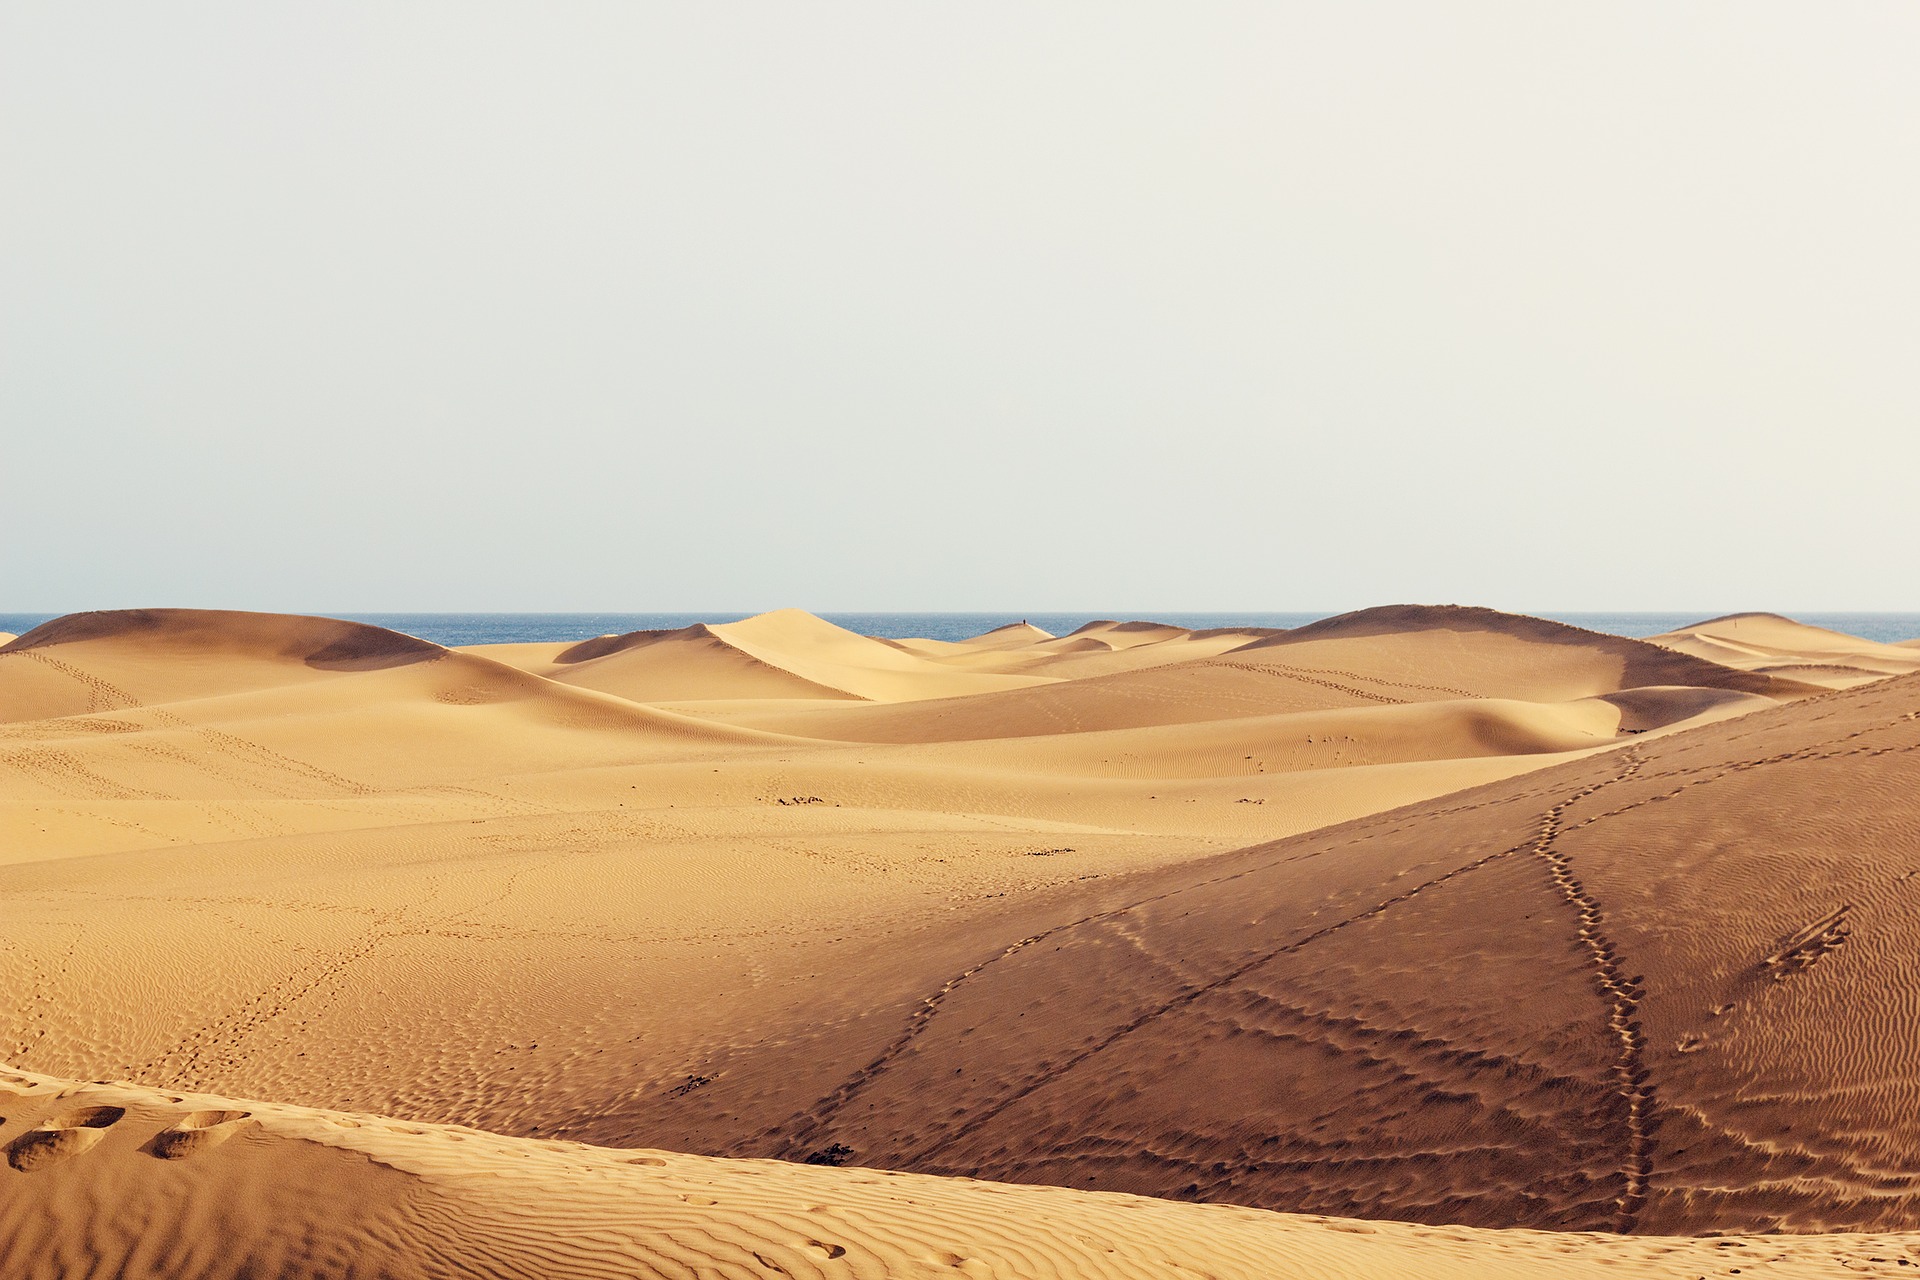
3,606,1916,1276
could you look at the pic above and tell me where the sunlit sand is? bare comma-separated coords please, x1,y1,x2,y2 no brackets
4,606,1918,1277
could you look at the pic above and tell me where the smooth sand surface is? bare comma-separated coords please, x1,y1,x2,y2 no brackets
2,605,1917,1275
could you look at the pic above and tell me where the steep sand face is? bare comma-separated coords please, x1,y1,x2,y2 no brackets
1651,612,1920,689
642,671,1920,1236
3,605,1915,1271
3,1069,1911,1280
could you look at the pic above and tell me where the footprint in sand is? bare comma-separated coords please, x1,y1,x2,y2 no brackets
7,1105,126,1171
926,1251,992,1273
148,1110,253,1160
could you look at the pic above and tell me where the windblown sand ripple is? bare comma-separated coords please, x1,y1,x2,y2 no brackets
3,1068,1914,1280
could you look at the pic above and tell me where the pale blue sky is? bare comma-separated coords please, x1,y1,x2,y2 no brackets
4,4,1916,612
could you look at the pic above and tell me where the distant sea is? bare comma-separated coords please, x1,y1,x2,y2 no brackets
4,610,1919,646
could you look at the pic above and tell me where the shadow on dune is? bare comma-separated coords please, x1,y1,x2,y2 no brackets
0,608,446,672
303,628,444,672
1228,604,1813,697
552,629,679,664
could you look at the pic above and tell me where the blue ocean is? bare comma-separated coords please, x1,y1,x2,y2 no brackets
3,610,1918,647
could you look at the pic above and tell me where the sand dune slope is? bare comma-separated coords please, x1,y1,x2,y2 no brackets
0,609,763,740
1225,605,1809,702
702,610,1054,701
0,608,783,862
708,660,1372,741
719,605,1800,745
620,672,1920,1236
953,620,1054,649
474,610,1054,703
1652,612,1920,689
3,1068,1910,1280
526,623,867,702
882,623,1288,684
1064,620,1192,648
910,692,1761,780
0,609,446,722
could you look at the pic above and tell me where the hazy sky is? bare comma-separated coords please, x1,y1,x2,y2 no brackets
4,4,1916,613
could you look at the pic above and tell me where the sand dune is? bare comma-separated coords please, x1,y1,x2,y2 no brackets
854,622,1060,665
1226,604,1810,702
4,1068,1912,1280
961,619,1053,644
694,611,1056,701
637,669,1920,1236
499,624,870,702
2,604,1914,1273
473,609,1054,704
882,622,1288,684
1067,619,1193,647
0,611,806,869
708,607,1795,744
0,608,444,721
980,629,1287,682
1651,612,1920,689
